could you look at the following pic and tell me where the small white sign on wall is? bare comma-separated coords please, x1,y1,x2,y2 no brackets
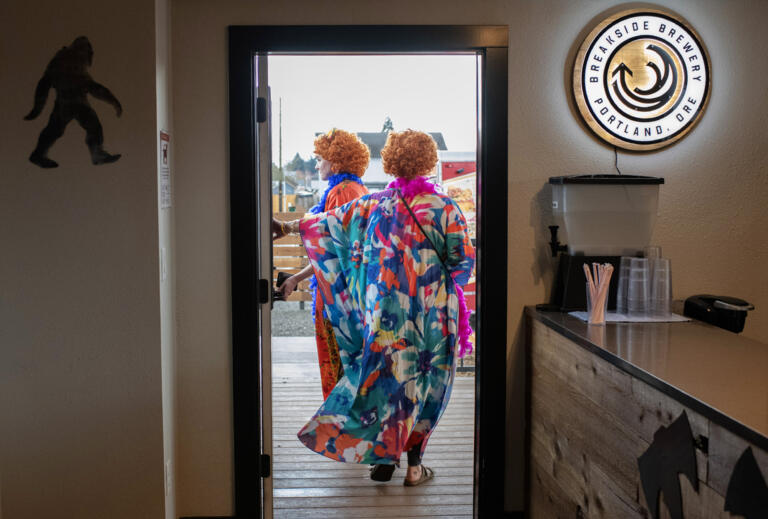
159,130,171,209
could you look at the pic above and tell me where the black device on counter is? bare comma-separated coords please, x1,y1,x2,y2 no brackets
684,295,755,333
272,271,292,302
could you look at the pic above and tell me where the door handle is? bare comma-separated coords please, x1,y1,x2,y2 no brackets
256,96,267,123
258,278,270,304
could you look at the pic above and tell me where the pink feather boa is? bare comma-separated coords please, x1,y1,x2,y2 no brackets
387,176,474,359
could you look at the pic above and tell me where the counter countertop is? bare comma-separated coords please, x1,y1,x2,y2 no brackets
526,307,768,450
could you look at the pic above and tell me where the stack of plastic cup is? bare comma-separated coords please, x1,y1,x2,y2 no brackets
644,245,661,263
650,258,672,317
644,246,661,292
616,256,632,315
627,257,650,318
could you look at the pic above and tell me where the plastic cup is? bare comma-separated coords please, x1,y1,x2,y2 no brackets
616,256,632,315
650,258,672,317
627,257,650,318
644,245,661,260
644,246,661,283
586,282,608,325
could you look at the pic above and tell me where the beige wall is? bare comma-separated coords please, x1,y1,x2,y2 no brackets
173,0,768,515
0,0,167,517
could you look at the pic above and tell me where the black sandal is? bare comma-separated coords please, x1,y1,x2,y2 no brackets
369,463,396,482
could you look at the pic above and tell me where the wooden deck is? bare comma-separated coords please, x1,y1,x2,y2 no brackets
271,337,476,518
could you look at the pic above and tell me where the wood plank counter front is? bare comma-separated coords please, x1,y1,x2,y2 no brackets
525,308,768,518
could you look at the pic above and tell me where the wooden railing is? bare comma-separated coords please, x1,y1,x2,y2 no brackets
273,212,312,302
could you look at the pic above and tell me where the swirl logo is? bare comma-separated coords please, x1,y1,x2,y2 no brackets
574,9,710,151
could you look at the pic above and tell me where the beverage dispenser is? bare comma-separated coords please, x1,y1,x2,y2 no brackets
543,174,665,311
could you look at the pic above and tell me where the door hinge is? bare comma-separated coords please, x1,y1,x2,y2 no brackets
260,453,271,478
258,278,269,304
256,97,267,123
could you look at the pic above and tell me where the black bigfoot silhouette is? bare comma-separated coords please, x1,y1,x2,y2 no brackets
24,36,122,168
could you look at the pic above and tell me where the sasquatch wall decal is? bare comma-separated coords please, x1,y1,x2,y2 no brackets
637,411,699,519
24,36,122,168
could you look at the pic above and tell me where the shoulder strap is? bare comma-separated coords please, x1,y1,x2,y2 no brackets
394,188,453,285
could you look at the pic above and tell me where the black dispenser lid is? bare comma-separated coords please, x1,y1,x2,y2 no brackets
548,174,664,185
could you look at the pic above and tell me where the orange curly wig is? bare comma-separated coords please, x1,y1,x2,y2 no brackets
313,129,370,177
380,130,438,179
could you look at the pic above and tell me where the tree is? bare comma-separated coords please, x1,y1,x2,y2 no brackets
285,153,318,185
381,116,394,133
304,156,317,172
285,152,304,173
273,161,300,185
303,156,318,184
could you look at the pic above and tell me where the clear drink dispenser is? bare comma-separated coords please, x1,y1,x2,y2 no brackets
549,174,664,257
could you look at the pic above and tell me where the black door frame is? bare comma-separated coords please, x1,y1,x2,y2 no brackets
228,25,508,518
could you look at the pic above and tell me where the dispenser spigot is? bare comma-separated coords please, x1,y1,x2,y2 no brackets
548,225,568,257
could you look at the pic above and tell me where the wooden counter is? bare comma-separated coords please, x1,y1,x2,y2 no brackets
526,308,768,518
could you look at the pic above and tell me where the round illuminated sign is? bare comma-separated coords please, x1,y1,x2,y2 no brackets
573,9,710,151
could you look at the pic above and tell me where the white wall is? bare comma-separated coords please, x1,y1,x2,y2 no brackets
0,0,167,517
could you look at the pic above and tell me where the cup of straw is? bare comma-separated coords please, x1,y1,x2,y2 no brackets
584,262,614,325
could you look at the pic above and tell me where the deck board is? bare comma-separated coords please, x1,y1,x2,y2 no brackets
270,336,475,518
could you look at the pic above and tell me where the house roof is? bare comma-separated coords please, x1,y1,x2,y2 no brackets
356,132,447,157
272,180,298,194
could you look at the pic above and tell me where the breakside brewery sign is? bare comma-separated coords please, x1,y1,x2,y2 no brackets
573,8,710,151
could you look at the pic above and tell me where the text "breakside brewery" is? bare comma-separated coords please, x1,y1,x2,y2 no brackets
574,9,710,151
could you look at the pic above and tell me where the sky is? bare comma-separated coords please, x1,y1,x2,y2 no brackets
267,54,479,166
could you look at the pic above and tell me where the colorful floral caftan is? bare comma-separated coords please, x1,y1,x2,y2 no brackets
313,179,368,399
297,187,475,465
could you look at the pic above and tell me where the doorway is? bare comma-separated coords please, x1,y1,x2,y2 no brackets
229,26,508,518
269,53,478,518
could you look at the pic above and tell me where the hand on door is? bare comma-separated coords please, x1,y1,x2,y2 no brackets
278,275,299,297
272,218,286,240
273,218,301,240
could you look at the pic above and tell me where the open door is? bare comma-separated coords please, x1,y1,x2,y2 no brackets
229,26,509,518
254,52,275,518
228,46,273,517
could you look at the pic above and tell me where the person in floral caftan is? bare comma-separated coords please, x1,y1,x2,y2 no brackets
272,130,475,486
